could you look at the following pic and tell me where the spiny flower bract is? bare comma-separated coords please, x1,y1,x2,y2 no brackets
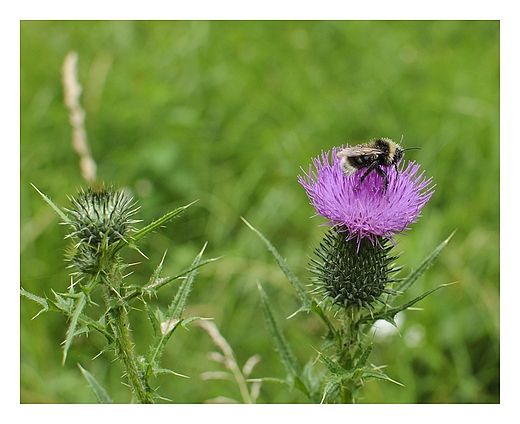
310,229,401,309
65,187,140,276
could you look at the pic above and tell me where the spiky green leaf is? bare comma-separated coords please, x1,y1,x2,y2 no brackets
123,256,218,302
310,300,337,339
78,364,113,404
243,218,313,312
317,350,349,376
356,343,373,368
142,257,219,297
62,292,87,365
20,288,49,318
145,301,161,338
151,367,189,379
257,282,307,393
130,200,198,243
180,315,203,329
391,230,456,301
360,282,457,324
360,367,404,387
147,250,168,287
144,244,207,376
167,243,206,319
321,374,344,404
31,183,71,223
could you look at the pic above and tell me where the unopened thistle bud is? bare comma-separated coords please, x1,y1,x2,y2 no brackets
299,145,434,310
310,230,400,309
65,187,139,276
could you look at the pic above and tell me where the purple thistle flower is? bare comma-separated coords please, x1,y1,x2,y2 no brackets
298,146,435,248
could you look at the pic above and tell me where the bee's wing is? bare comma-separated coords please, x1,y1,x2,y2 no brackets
337,146,382,158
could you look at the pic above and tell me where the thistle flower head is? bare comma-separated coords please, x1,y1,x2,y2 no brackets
298,146,434,248
299,145,434,310
65,187,140,276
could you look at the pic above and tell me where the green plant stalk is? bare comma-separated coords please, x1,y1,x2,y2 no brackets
335,308,361,403
315,308,371,403
101,264,154,404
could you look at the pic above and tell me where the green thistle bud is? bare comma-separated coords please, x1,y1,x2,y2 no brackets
65,187,139,276
310,228,400,310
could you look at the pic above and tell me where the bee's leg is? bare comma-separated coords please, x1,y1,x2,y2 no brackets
359,162,378,185
375,167,389,192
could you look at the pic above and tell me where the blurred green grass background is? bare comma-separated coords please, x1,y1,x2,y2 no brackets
20,20,499,403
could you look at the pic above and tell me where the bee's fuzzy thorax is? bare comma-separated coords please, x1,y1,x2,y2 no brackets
372,138,400,165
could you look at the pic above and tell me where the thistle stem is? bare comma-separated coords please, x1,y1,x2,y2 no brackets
107,301,154,403
337,308,363,404
102,266,154,404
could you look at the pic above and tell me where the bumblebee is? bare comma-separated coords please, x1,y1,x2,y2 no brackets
337,137,418,191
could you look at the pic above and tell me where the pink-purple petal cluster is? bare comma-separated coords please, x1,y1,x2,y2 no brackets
298,147,435,246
